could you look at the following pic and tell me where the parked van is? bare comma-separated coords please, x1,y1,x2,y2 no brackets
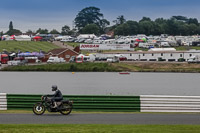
76,54,95,63
106,56,119,63
47,57,66,63
188,55,200,63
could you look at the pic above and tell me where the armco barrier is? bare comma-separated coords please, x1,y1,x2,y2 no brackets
7,94,140,112
0,93,7,110
140,95,200,112
4,94,200,112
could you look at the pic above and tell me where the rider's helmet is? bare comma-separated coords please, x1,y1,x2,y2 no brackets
52,85,57,91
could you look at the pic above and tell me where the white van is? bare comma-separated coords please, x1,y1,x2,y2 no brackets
76,54,95,63
47,57,66,63
106,56,119,63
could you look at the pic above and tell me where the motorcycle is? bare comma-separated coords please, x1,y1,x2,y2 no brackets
33,95,73,115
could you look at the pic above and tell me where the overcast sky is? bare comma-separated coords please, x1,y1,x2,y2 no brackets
0,0,200,32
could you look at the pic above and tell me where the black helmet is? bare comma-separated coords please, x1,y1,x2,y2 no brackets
52,85,57,91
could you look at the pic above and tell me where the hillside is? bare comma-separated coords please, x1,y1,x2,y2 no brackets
0,41,60,53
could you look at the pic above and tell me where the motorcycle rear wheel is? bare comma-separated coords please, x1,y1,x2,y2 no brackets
60,103,72,115
33,103,46,115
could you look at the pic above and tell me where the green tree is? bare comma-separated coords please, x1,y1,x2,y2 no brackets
74,6,106,31
26,30,34,34
7,29,22,35
187,24,198,35
139,20,154,35
6,21,22,35
61,25,70,35
139,17,151,22
36,28,48,34
114,23,130,35
81,24,100,35
113,15,126,25
126,21,139,35
112,15,200,36
50,29,60,34
172,16,188,22
155,18,168,34
9,21,13,31
114,21,139,35
187,18,199,25
99,19,110,33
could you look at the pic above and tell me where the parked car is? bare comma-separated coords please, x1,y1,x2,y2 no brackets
8,57,27,66
47,57,66,63
8,60,26,66
119,57,127,61
69,56,76,63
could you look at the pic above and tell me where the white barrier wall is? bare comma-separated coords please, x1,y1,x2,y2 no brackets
0,93,7,110
140,95,200,112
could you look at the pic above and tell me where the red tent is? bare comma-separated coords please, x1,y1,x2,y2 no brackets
33,36,42,41
10,35,15,40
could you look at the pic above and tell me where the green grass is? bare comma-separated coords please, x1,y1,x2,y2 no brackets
3,62,200,73
134,47,149,51
2,63,120,72
111,62,200,73
0,41,60,53
175,46,200,51
0,124,200,133
135,46,200,51
64,42,83,48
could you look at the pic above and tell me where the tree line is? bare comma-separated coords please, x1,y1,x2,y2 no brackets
3,6,200,36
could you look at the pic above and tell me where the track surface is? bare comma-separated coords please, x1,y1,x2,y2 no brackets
0,113,200,124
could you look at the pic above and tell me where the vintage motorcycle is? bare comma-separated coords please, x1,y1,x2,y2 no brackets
33,95,73,115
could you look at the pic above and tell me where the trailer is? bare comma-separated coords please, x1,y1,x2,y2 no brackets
0,54,9,64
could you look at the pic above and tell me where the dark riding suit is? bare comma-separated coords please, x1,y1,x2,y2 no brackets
48,89,63,103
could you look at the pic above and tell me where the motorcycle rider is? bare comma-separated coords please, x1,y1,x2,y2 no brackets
47,85,63,108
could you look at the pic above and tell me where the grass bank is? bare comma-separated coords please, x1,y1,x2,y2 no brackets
0,41,60,52
2,63,119,72
2,62,200,73
111,62,200,73
64,42,83,48
0,124,200,133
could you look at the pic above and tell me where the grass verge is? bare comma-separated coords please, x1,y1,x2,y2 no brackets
111,62,200,73
0,124,200,133
1,62,119,72
2,62,200,73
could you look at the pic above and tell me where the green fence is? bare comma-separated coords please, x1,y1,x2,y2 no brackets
7,94,140,112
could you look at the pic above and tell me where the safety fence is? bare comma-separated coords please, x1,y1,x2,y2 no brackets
6,94,140,112
0,93,7,110
1,94,200,112
140,95,200,112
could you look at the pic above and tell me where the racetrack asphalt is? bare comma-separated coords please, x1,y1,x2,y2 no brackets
0,113,200,124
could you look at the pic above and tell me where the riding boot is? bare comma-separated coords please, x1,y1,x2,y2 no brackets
53,102,57,108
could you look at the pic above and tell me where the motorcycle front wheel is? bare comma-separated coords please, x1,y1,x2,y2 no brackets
60,103,72,115
33,103,46,115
